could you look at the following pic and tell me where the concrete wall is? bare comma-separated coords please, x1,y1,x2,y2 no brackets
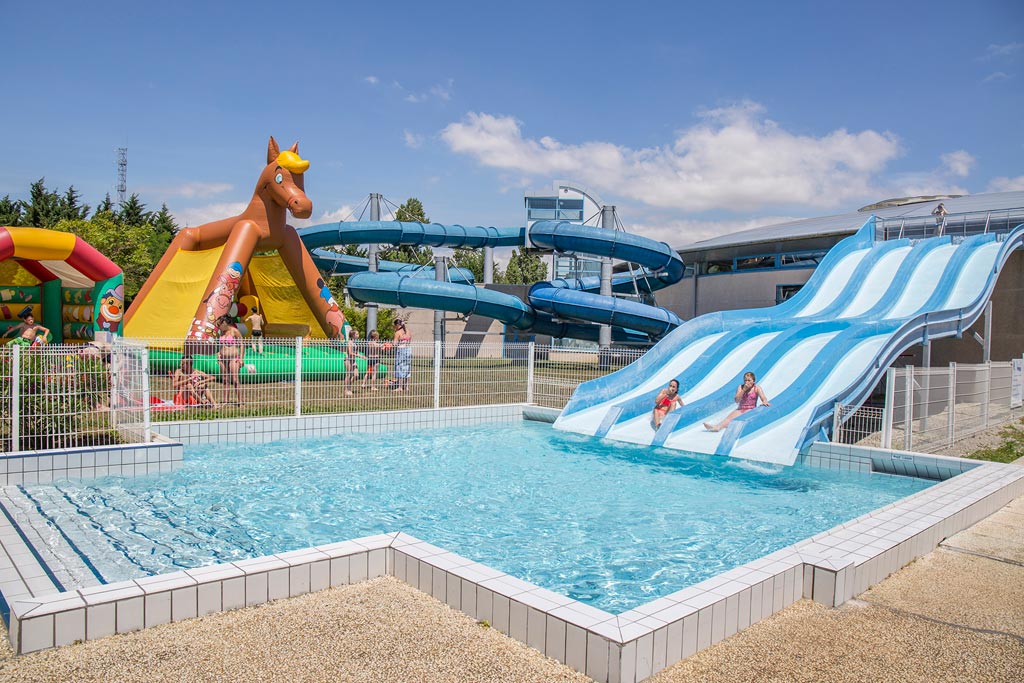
657,268,816,319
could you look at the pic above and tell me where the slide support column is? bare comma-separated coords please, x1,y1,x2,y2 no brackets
365,193,381,336
598,205,615,369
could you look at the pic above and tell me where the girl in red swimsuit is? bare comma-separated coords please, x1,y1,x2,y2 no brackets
653,379,685,428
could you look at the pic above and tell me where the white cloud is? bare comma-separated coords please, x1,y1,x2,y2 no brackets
405,93,426,103
941,150,975,177
171,202,247,228
987,175,1024,192
982,71,1011,83
403,130,424,149
630,215,799,247
364,75,379,85
984,43,1023,59
430,79,454,101
290,205,358,228
141,181,233,199
441,104,903,212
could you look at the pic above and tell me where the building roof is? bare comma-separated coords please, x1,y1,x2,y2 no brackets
676,191,1024,257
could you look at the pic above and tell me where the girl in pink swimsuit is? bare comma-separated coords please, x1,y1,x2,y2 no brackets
704,371,770,432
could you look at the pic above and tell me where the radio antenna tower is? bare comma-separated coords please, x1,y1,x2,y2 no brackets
116,148,128,204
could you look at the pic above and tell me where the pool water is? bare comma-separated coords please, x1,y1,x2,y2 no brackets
21,422,932,612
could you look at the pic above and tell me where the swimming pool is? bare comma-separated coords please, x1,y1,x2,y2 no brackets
19,421,932,613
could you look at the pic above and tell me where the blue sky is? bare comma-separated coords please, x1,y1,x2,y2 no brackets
3,0,1022,247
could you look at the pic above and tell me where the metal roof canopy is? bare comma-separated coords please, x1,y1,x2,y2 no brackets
675,190,1024,262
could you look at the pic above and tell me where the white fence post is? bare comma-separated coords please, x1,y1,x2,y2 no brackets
904,366,914,451
947,362,956,447
982,361,991,428
142,346,152,443
527,342,535,404
882,368,894,449
832,403,841,442
10,345,20,451
294,337,303,417
433,341,442,409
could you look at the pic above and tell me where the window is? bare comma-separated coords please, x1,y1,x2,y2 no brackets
780,251,827,268
776,284,803,304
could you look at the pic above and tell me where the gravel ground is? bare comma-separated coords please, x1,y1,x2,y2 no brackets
0,577,590,683
1,425,1021,683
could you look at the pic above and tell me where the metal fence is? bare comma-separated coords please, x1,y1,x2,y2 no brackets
0,338,646,454
875,208,1024,241
834,360,1023,451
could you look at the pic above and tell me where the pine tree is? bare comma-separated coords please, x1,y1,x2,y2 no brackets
502,248,548,284
118,194,150,226
152,203,178,239
0,195,22,226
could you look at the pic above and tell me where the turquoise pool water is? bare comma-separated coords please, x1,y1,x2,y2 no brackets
21,422,932,612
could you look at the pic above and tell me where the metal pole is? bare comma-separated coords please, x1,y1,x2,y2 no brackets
948,363,956,446
904,366,913,451
294,337,303,417
598,205,614,364
433,341,442,409
983,361,991,428
982,301,992,363
483,247,494,284
527,341,535,404
921,340,931,433
434,255,447,345
142,347,152,443
366,193,381,336
11,345,20,451
881,367,895,449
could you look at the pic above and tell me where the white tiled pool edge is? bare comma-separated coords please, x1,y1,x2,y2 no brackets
1,410,1022,683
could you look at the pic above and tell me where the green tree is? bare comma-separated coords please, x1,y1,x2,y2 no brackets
450,247,507,283
387,197,433,265
152,203,178,240
118,194,151,226
0,195,22,226
19,178,90,227
95,194,115,215
501,248,548,284
54,215,170,303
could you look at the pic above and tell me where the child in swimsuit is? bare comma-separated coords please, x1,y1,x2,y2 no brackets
653,379,685,428
704,371,770,432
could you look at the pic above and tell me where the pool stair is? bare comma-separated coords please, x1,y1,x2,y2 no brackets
555,218,1024,466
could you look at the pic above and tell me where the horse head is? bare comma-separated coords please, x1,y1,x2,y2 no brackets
260,137,312,219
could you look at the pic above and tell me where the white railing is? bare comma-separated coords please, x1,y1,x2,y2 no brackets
0,338,648,454
834,358,1023,451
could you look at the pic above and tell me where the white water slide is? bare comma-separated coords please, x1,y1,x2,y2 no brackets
554,218,1024,465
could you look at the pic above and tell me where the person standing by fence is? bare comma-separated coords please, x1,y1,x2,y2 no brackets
391,319,412,392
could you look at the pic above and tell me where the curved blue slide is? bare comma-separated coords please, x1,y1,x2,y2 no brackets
298,220,686,341
554,217,1024,465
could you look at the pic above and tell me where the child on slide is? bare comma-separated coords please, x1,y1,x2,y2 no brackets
704,371,770,432
653,379,685,428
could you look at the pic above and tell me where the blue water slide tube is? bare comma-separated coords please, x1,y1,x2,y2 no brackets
526,221,685,283
528,284,683,338
346,272,534,328
300,219,687,341
308,249,476,284
345,272,652,344
300,221,526,250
